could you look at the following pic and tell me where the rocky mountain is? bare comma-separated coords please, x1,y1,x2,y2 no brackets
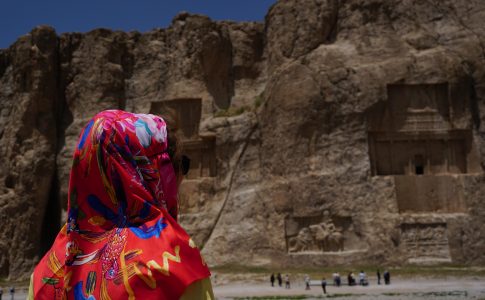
1,0,485,279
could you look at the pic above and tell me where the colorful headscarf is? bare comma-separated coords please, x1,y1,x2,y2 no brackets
32,110,210,300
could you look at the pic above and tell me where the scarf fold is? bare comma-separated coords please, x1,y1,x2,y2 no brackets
33,110,210,300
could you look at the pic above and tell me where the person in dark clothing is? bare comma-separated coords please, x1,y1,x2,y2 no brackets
377,270,381,285
9,287,14,300
348,272,357,286
384,270,391,285
270,273,275,287
277,273,283,287
321,277,327,294
0,286,3,300
335,273,341,287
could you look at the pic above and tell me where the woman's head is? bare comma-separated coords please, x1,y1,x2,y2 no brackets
69,110,182,232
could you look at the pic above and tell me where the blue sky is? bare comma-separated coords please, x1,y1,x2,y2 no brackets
0,0,277,48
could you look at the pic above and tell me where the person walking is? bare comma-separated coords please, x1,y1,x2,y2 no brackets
8,287,13,300
377,270,381,285
285,274,291,289
277,273,283,287
0,286,3,300
270,273,275,287
321,277,327,294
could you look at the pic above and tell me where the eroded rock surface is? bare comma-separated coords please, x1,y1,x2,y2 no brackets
1,0,485,279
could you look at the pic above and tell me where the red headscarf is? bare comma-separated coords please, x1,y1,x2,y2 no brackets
32,110,210,300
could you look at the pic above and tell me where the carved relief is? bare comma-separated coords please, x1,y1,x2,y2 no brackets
288,219,344,252
150,99,216,178
401,223,451,262
401,108,450,132
365,83,481,213
152,98,202,140
286,212,359,253
367,83,475,176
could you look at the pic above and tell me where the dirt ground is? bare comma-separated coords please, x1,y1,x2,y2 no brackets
212,276,485,299
6,275,485,299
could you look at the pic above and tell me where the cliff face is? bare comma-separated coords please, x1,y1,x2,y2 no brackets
1,0,485,279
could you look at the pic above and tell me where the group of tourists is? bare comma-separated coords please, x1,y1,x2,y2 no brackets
269,269,392,295
332,270,391,287
331,271,368,286
270,273,291,289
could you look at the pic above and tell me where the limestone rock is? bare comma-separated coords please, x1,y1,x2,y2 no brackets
265,0,339,69
0,26,59,278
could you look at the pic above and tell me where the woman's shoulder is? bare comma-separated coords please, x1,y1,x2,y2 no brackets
180,277,214,300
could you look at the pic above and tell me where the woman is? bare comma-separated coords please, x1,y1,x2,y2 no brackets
29,110,213,299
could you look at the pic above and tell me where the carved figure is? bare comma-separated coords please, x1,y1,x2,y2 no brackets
290,218,344,252
327,230,344,251
288,228,313,252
